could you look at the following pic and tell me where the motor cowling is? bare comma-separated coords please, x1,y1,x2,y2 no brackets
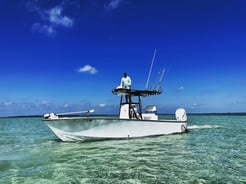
175,108,187,121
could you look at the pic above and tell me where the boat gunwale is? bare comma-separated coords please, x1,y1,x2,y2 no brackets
42,116,187,123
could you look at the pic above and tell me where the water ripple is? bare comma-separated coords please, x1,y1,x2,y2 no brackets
0,116,245,183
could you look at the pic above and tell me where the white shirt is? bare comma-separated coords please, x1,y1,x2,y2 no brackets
121,76,131,89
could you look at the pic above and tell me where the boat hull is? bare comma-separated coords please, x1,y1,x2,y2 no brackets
43,117,187,141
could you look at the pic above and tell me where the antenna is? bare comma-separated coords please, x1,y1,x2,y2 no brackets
155,67,165,91
146,49,157,89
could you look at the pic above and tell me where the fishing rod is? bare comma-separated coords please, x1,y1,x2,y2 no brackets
159,67,166,85
146,49,157,89
154,67,166,92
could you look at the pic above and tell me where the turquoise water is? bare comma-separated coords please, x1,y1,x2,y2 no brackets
0,115,245,183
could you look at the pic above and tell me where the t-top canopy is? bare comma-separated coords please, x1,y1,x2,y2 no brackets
112,88,162,97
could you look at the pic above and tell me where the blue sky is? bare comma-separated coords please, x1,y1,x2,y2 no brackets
0,0,246,116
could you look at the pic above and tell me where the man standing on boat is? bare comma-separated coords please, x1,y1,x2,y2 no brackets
120,72,132,102
121,72,131,89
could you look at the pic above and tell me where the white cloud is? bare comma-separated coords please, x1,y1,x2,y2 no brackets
190,103,198,108
64,104,69,108
78,65,98,74
29,2,74,37
105,0,123,10
4,102,12,106
99,104,106,107
32,23,56,37
48,6,73,27
41,100,50,105
190,103,203,109
177,86,185,91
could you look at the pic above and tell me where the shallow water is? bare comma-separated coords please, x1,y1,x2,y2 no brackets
0,115,245,183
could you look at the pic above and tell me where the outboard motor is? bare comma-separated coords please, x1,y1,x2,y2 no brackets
175,108,187,121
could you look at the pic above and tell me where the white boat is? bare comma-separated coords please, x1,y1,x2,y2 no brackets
43,88,188,141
